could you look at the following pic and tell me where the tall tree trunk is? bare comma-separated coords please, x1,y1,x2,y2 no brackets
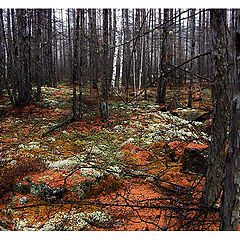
220,9,240,231
61,9,66,78
185,10,190,84
53,9,58,82
34,9,43,102
67,9,73,85
78,9,84,119
6,9,16,104
206,10,211,77
201,9,230,208
140,9,147,99
156,9,169,105
187,9,196,108
47,9,54,87
178,9,184,85
100,9,109,122
16,9,32,105
202,9,206,76
112,9,122,91
72,9,80,119
0,9,6,97
122,9,130,99
88,9,98,90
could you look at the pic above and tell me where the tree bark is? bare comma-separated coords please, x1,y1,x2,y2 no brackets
156,9,169,105
220,9,240,231
201,9,230,208
34,9,43,102
187,9,196,108
72,9,80,119
15,9,32,105
100,9,109,122
0,9,6,97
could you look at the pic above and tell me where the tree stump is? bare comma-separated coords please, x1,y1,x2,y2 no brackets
181,143,209,174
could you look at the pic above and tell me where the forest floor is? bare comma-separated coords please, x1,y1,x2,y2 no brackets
0,83,220,231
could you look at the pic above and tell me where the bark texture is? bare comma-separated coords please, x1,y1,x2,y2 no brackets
201,9,230,208
220,9,240,231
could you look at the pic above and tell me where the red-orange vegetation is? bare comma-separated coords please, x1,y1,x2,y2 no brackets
20,169,87,189
0,157,46,196
149,141,168,151
121,144,154,165
169,141,189,159
0,138,18,143
53,90,66,96
121,143,142,153
186,142,208,150
68,117,104,133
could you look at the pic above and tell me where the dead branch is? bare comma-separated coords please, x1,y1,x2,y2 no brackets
42,115,75,137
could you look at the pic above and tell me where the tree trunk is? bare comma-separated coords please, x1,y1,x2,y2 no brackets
156,9,169,105
100,9,109,122
187,9,196,108
201,9,230,208
112,9,122,91
185,10,190,84
78,9,84,119
72,9,80,119
16,9,32,105
0,9,6,98
178,9,184,85
34,9,43,102
220,9,240,231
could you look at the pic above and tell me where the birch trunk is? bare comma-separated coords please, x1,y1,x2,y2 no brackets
112,9,123,92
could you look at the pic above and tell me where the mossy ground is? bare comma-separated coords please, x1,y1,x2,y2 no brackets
0,84,219,231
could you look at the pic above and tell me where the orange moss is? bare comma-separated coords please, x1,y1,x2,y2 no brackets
186,143,209,150
53,90,66,96
0,157,46,196
69,118,104,133
121,143,142,153
149,141,168,151
168,141,189,159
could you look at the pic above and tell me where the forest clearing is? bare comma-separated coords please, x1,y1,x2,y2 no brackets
0,8,240,232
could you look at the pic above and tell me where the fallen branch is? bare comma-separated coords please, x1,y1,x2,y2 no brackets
42,115,75,137
11,200,218,213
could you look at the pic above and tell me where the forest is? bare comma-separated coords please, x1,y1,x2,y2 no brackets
0,8,239,231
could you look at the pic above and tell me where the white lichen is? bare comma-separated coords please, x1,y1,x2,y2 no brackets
18,142,40,150
39,210,111,231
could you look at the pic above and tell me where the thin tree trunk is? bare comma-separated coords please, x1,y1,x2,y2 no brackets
78,9,84,119
185,10,190,84
156,9,169,105
112,9,122,91
100,9,109,122
178,9,184,85
72,9,80,119
35,9,43,102
187,9,196,108
47,9,54,87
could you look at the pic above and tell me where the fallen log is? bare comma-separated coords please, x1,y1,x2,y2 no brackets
42,115,75,137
